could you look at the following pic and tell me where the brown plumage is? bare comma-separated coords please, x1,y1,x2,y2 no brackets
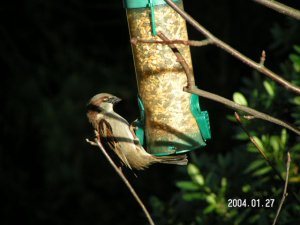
87,93,188,170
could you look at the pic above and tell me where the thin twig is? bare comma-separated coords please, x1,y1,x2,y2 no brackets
157,23,300,209
235,112,280,174
234,112,300,213
185,87,300,136
164,0,300,95
253,0,300,20
86,136,155,225
156,31,196,88
131,37,213,47
259,50,266,66
234,113,300,203
272,151,291,225
152,32,300,137
155,31,300,136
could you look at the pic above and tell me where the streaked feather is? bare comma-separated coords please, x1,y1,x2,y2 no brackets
98,119,132,169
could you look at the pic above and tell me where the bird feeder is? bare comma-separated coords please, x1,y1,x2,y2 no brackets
124,0,211,156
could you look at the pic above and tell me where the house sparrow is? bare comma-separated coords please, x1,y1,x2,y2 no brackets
86,93,188,170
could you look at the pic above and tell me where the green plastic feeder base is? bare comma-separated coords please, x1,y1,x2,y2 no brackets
135,94,211,156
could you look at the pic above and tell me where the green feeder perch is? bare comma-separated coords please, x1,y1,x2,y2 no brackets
124,0,211,156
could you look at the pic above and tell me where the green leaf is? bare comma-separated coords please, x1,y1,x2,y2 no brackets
289,54,300,72
290,54,300,63
234,132,249,141
244,159,265,174
263,80,275,97
247,145,259,153
261,134,269,143
220,177,228,195
206,193,217,204
233,92,248,106
294,45,300,54
193,175,205,186
188,164,205,186
281,129,287,148
226,114,237,122
252,136,265,151
221,177,227,188
176,181,200,191
203,204,216,214
182,193,203,201
242,184,251,193
289,176,300,183
252,166,272,177
187,163,200,176
290,143,300,152
292,96,300,105
270,136,280,152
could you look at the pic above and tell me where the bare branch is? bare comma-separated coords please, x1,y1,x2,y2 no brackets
131,37,213,47
235,113,300,205
272,151,291,225
259,50,266,66
185,87,300,136
235,112,270,161
156,31,196,88
164,0,300,95
253,0,300,20
153,31,300,136
234,112,284,183
86,137,155,225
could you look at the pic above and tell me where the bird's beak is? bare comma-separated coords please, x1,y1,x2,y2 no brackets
110,96,122,104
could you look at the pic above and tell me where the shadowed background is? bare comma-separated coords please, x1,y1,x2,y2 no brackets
1,0,300,224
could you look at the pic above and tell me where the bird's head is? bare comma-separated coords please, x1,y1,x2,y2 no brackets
87,93,121,113
86,93,122,128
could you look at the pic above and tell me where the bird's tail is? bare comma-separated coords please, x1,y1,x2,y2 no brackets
154,154,188,166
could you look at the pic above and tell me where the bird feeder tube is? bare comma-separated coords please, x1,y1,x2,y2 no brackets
124,0,211,156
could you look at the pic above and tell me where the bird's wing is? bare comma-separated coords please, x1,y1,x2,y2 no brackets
98,118,132,169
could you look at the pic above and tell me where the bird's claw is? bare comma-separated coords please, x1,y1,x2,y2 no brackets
129,124,140,142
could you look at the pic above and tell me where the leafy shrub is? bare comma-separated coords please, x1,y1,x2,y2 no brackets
151,45,300,225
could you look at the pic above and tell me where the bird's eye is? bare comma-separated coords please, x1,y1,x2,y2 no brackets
103,97,109,102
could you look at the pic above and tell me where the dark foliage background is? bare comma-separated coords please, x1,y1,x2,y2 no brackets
1,0,300,224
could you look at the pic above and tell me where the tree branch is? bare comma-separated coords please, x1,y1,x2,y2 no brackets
157,31,196,88
131,37,213,47
234,113,300,205
253,0,300,20
151,31,300,136
272,150,291,225
185,87,300,136
235,112,282,177
86,135,155,225
164,0,300,95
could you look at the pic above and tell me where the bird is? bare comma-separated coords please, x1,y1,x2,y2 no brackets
86,93,188,170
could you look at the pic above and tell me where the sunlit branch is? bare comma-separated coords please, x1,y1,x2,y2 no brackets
86,134,155,225
164,0,300,95
253,0,300,20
